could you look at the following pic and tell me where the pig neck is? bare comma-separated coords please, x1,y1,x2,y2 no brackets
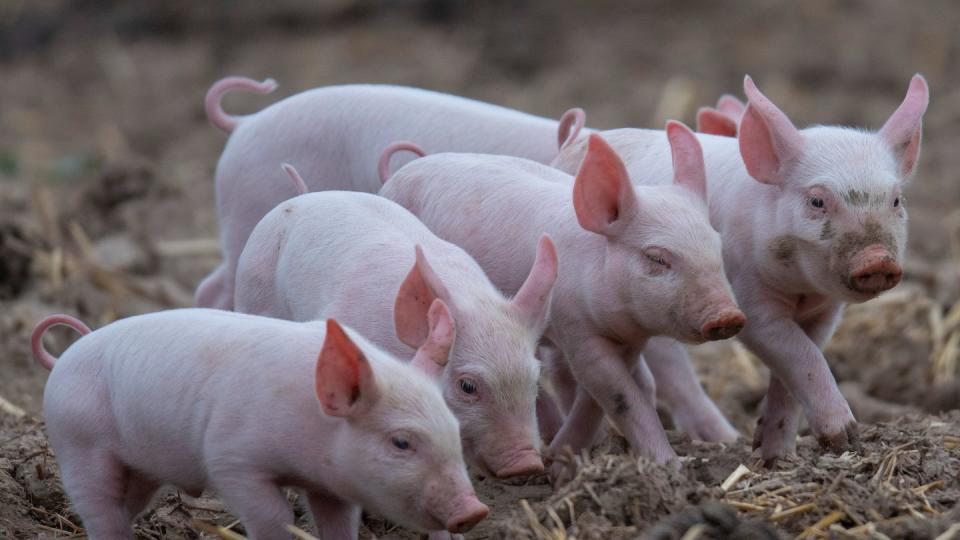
536,191,651,350
700,139,828,309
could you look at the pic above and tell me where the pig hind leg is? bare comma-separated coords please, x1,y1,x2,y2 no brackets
57,447,136,537
641,338,739,442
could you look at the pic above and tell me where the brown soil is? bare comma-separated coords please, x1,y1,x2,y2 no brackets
2,1,959,538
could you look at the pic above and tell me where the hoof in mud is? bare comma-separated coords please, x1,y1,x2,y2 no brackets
751,415,797,467
816,421,861,454
546,445,578,487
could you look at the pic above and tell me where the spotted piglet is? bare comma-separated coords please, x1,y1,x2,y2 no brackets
553,75,929,464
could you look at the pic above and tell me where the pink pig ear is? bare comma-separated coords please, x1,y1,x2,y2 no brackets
410,299,456,380
512,234,558,332
666,121,708,203
696,108,738,137
716,94,747,118
394,246,454,349
573,134,638,236
557,108,586,150
739,76,804,186
316,319,379,418
880,74,929,179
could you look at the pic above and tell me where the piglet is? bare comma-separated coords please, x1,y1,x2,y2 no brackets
235,177,557,479
198,80,560,311
553,75,929,464
33,309,486,539
380,125,744,468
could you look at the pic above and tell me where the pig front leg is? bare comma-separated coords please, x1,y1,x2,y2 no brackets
552,336,677,467
213,476,295,540
739,301,856,464
641,337,739,442
305,492,360,539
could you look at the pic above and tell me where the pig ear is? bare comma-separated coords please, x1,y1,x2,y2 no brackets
316,319,379,418
394,246,454,349
557,107,586,150
512,234,558,332
573,134,638,236
879,74,929,179
696,108,738,137
716,94,747,118
738,76,804,186
410,299,456,380
666,121,708,203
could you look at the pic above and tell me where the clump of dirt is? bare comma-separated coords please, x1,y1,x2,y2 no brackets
643,502,781,540
0,221,33,299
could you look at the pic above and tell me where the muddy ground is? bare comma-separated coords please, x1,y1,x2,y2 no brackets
2,1,960,538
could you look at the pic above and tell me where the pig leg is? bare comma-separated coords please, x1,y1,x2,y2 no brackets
739,301,855,464
214,476,294,540
305,492,360,539
750,303,845,465
548,387,605,482
123,471,160,519
541,346,577,413
555,337,676,464
632,356,657,408
57,447,135,538
536,384,565,446
752,375,801,466
195,263,231,309
641,337,739,442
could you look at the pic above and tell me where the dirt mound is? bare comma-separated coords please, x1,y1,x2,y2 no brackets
490,415,960,539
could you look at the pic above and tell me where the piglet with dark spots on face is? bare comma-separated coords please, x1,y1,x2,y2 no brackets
552,74,928,465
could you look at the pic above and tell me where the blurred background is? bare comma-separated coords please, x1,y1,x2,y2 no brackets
2,2,960,537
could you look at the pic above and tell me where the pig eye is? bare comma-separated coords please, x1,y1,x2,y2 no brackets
810,197,825,209
643,248,671,269
893,197,900,208
391,437,410,451
459,379,477,395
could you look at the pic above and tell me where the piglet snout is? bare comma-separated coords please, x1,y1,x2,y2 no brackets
700,308,746,341
445,495,489,534
848,244,901,294
494,449,544,478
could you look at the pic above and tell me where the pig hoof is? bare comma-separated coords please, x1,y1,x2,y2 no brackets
751,415,797,465
816,421,861,454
